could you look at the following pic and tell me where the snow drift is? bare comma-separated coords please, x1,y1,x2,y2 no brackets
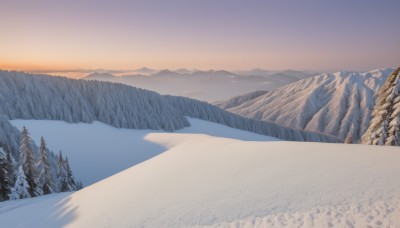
0,133,399,227
10,118,276,185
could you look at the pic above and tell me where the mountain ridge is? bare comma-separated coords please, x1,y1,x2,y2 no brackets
218,68,394,142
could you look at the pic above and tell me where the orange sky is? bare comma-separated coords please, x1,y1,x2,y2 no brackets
1,0,399,74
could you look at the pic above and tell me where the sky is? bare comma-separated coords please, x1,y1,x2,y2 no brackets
1,0,399,72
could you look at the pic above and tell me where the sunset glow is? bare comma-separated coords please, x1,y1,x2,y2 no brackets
1,0,399,73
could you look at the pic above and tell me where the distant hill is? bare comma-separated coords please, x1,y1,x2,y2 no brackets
82,72,116,80
81,69,316,102
132,67,158,75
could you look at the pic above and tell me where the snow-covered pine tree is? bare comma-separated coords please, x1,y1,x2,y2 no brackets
345,132,353,144
5,144,16,186
56,151,69,192
19,126,41,196
37,137,54,194
75,181,83,190
9,166,31,200
65,157,77,191
362,67,400,146
387,88,400,145
0,151,10,201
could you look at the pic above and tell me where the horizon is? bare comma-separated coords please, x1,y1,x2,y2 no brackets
0,66,396,79
1,0,399,73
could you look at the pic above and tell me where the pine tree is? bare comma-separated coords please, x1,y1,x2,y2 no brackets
37,137,54,194
9,166,31,200
345,132,353,144
0,153,10,201
75,181,83,190
5,145,16,186
362,67,400,146
65,157,77,191
386,95,400,145
56,151,69,192
19,126,41,197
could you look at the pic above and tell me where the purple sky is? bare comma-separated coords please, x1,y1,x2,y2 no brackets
1,0,399,72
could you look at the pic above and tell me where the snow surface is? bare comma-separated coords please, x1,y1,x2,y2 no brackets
11,118,276,185
0,132,399,227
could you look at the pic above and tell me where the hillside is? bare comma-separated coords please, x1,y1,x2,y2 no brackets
219,69,393,142
0,133,399,227
0,70,188,131
214,90,268,109
0,70,336,143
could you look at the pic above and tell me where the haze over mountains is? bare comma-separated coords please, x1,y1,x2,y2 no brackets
80,68,318,102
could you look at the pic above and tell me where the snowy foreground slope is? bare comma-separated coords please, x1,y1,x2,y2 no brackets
0,132,400,227
219,69,393,142
11,118,275,185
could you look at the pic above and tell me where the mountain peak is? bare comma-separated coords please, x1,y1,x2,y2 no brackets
133,67,158,75
153,69,181,76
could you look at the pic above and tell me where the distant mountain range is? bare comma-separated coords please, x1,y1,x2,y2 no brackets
216,68,393,142
81,69,318,101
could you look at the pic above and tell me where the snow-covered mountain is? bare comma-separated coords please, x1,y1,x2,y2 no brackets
0,132,399,227
218,68,394,142
82,69,317,102
0,70,337,143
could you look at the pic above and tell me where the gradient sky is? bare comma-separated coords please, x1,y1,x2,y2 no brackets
1,0,399,72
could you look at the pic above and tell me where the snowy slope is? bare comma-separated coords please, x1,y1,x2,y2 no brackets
82,69,317,102
0,133,399,227
213,90,268,109
223,69,393,142
11,118,276,185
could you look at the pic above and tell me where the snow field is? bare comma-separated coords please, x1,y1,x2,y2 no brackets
0,129,399,227
11,118,276,185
